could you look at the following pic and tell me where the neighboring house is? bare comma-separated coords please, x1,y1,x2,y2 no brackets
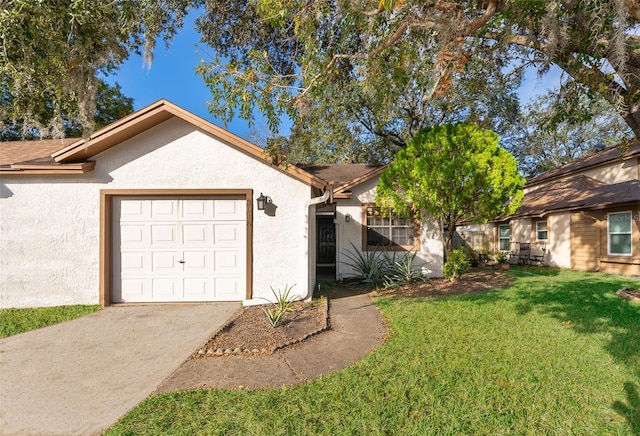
458,144,640,276
0,100,444,309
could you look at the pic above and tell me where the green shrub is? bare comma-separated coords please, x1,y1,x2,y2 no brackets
443,248,470,280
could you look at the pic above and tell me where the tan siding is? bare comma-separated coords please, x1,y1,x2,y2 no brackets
571,212,600,271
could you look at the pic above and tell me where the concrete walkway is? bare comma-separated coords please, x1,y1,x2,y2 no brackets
0,303,239,436
155,291,387,392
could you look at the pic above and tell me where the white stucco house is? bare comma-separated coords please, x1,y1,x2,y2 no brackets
0,100,444,309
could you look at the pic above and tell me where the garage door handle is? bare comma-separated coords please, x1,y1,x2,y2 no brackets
178,260,186,264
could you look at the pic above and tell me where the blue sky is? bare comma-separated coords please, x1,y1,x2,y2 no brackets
106,11,561,143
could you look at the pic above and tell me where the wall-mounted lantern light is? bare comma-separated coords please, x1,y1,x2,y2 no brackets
256,193,272,211
345,213,352,222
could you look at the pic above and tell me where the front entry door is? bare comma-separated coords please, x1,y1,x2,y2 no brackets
316,216,336,267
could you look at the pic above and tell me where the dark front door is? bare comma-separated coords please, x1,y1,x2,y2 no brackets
317,216,336,266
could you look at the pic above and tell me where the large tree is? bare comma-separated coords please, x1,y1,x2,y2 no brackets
376,123,524,255
5,0,640,151
0,0,194,137
1,80,134,140
193,0,640,146
504,88,633,177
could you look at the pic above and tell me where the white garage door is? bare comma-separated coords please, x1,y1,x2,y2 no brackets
112,196,247,303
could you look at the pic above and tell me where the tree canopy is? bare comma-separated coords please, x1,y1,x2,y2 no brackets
1,80,134,140
4,0,640,157
376,123,524,254
504,88,633,177
1,0,194,137
193,0,640,149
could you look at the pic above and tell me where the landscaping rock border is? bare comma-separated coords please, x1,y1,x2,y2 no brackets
194,298,330,357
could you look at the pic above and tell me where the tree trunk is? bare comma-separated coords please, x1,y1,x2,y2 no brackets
623,104,640,141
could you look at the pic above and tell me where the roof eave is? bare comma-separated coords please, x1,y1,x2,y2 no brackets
51,99,327,190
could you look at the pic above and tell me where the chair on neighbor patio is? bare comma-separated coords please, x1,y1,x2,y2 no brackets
517,243,545,266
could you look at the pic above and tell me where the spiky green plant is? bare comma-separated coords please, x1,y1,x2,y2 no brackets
260,284,299,328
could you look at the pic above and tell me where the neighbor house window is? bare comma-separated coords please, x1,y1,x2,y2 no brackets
536,220,548,242
608,212,632,255
363,205,417,250
498,224,511,252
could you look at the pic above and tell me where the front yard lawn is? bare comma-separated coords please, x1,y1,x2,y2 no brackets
0,305,101,338
108,269,640,435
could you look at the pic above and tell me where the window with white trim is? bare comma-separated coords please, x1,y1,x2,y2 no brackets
608,212,632,255
498,224,511,252
363,205,418,250
536,220,548,242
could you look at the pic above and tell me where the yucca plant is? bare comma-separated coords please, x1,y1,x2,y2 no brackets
383,250,422,288
342,242,387,286
260,284,299,328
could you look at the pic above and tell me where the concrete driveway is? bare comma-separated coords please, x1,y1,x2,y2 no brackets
0,303,239,435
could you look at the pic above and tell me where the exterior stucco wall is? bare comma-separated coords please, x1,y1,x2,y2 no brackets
548,212,572,268
510,219,532,252
334,177,444,280
457,223,495,255
0,118,313,308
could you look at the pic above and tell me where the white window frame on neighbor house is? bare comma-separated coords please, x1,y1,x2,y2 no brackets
608,211,632,256
498,224,511,252
362,204,419,251
536,220,548,242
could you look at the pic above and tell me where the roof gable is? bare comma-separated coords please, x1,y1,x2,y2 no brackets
299,163,387,198
526,143,640,187
515,175,640,217
1,100,327,188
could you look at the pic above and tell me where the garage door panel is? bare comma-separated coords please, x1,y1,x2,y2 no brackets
182,223,211,245
182,199,214,220
151,224,178,245
214,250,243,270
213,199,246,220
214,277,241,298
120,278,150,301
121,252,147,272
152,278,179,298
213,223,245,246
183,278,209,299
120,200,150,221
183,250,209,271
114,196,247,303
151,251,180,271
120,225,149,246
151,200,179,220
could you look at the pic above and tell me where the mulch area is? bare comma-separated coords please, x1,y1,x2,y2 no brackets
374,268,514,298
192,299,328,358
192,268,514,358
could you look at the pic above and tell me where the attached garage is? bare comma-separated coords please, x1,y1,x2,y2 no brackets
100,190,253,305
111,194,249,303
0,99,329,309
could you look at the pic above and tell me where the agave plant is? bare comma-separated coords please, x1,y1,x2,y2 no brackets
260,284,299,328
342,242,387,286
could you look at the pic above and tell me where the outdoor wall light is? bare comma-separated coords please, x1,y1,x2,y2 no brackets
345,213,352,222
256,193,272,211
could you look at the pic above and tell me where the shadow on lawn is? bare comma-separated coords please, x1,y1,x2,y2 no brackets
511,272,640,430
612,382,640,435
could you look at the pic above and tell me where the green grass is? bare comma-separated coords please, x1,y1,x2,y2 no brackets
0,305,101,338
107,269,640,435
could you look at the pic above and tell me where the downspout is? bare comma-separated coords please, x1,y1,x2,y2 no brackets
303,187,333,300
